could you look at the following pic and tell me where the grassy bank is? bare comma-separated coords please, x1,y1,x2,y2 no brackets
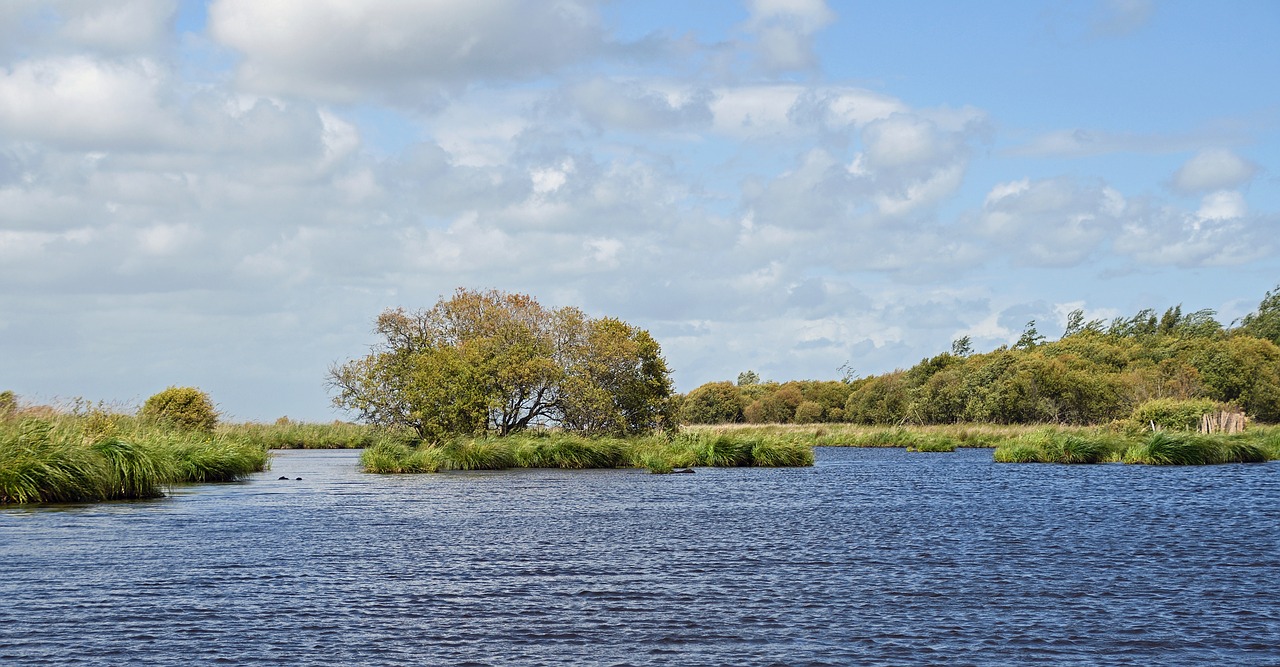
992,426,1280,465
684,422,1280,466
1,414,269,504
686,423,1033,451
361,429,815,474
218,419,383,449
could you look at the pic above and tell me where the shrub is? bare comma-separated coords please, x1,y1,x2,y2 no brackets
794,401,824,424
1129,398,1222,431
140,387,218,432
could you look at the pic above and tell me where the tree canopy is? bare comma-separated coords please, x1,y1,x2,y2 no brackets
677,285,1280,426
328,289,674,440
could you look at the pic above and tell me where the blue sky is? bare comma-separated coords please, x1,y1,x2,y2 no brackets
0,0,1277,421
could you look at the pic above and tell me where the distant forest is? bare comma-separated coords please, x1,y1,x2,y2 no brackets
677,285,1280,425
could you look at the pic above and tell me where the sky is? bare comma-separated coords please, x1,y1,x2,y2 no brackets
1,0,1277,421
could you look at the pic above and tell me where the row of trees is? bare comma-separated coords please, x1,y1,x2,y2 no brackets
329,289,675,441
679,286,1280,426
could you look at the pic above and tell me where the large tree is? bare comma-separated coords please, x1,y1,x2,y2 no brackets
328,289,674,440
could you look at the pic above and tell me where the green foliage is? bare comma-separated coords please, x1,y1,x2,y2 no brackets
794,401,824,424
1129,398,1222,431
745,383,804,424
1014,320,1045,350
1236,284,1280,345
680,381,744,424
680,288,1280,428
140,386,218,432
329,289,674,439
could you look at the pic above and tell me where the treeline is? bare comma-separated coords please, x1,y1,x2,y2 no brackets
678,286,1280,426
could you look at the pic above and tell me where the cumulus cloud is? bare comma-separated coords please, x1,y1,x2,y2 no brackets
566,78,714,132
741,0,836,72
0,0,177,58
974,177,1124,266
208,0,608,101
1170,149,1258,194
0,56,176,149
1115,192,1271,267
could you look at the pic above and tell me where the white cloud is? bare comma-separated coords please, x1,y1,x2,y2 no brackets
0,56,175,149
0,0,177,57
1171,149,1258,194
1197,190,1247,220
566,78,713,132
209,0,607,101
742,0,835,72
973,177,1123,266
1115,195,1271,267
56,0,177,53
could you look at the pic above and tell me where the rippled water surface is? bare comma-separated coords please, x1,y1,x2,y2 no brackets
2,448,1279,666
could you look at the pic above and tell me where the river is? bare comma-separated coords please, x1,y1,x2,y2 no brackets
2,448,1278,665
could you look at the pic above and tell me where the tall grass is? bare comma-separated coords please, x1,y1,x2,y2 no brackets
1,413,269,504
360,430,816,474
1122,432,1269,465
218,420,382,449
684,422,1280,467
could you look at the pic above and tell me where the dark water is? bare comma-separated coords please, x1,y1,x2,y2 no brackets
2,448,1278,666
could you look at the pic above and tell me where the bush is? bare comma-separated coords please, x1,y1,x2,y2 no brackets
140,387,218,432
794,401,824,424
1129,398,1222,431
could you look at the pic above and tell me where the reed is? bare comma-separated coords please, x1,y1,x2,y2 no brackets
1,413,270,504
164,436,271,482
359,429,815,474
506,433,630,469
1122,432,1269,465
93,437,171,499
218,420,381,449
0,420,104,503
991,428,1124,464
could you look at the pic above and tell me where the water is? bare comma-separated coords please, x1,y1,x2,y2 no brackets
2,447,1278,666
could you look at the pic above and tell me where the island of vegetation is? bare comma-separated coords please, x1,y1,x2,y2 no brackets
326,288,811,474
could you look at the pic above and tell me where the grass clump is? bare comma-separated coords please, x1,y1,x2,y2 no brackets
359,429,815,474
1,411,269,505
1123,432,1268,465
0,420,105,503
991,429,1122,464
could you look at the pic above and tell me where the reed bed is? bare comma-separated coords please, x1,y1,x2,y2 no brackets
360,430,815,474
218,420,382,449
685,422,1280,466
1,414,269,504
991,426,1278,465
